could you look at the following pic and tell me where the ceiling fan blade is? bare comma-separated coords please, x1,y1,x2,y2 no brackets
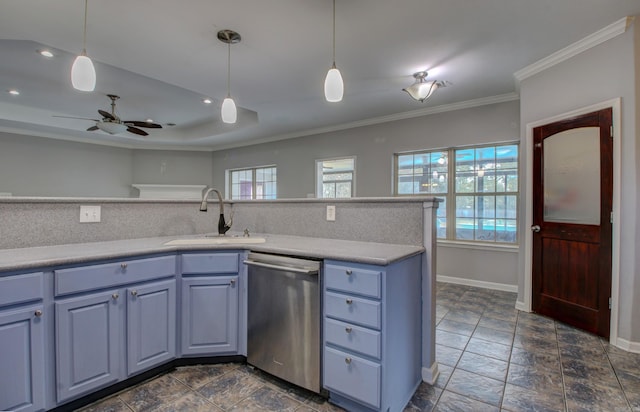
98,109,116,121
127,126,148,136
124,121,163,129
53,115,99,121
86,126,99,131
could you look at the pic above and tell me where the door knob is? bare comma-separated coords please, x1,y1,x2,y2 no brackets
531,225,541,232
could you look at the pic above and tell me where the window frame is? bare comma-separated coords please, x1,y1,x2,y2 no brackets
226,164,277,200
394,142,519,245
315,156,356,198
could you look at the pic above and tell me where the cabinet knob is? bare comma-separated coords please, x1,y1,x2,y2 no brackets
34,309,43,317
112,293,119,300
131,290,138,297
345,327,352,333
345,270,352,276
120,263,128,270
230,279,236,286
345,357,352,365
345,299,353,305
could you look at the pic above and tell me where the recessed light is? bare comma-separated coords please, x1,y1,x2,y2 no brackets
38,49,54,58
203,98,212,104
8,89,20,96
145,118,154,123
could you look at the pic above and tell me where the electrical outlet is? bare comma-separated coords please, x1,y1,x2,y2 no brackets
326,205,336,221
79,205,101,223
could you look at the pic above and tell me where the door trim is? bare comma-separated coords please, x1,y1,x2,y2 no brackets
521,98,621,344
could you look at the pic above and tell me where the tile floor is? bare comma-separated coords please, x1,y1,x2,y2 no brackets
79,282,640,412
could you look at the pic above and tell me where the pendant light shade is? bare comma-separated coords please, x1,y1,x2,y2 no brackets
72,0,95,92
221,97,237,124
218,30,241,124
324,65,344,103
71,53,96,91
325,0,343,102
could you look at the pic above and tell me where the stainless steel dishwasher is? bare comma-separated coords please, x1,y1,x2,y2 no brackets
245,252,321,393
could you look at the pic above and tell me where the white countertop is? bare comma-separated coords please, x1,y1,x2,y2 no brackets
0,233,425,273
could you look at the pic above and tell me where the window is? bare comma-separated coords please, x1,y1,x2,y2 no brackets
228,166,277,200
395,143,518,244
316,157,355,198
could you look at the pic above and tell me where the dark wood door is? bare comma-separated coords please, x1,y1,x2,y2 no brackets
532,108,612,338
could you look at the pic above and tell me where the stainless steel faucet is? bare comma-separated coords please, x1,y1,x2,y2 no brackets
199,188,233,235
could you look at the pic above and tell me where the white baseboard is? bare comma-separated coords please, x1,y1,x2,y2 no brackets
614,337,640,354
515,300,529,312
421,363,439,385
437,275,518,293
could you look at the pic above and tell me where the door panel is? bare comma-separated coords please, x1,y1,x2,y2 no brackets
532,108,612,338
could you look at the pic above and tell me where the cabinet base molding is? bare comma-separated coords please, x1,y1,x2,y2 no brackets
422,362,440,385
49,356,246,412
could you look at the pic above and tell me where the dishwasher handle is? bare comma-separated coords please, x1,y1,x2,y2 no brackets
244,259,319,275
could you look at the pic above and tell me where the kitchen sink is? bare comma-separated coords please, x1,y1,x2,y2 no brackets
164,237,266,246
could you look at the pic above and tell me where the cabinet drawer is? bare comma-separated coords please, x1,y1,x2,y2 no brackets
325,264,381,298
55,255,176,296
324,347,381,409
181,253,239,274
324,318,381,359
325,292,381,330
0,272,43,307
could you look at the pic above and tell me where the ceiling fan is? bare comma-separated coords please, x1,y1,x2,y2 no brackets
54,94,162,136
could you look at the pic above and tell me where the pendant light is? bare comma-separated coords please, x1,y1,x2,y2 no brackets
71,0,96,92
218,30,241,124
324,0,343,102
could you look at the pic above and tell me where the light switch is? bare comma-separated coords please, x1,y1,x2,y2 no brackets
79,205,101,223
326,205,336,221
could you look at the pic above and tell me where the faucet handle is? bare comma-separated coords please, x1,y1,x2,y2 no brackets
226,208,234,229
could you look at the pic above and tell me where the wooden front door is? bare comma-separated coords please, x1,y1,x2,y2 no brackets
532,108,613,338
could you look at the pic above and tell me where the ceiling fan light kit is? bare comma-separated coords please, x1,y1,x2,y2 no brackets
403,71,444,102
71,0,96,92
324,0,344,102
218,29,241,124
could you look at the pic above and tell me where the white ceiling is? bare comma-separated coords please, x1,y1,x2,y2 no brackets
1,0,639,151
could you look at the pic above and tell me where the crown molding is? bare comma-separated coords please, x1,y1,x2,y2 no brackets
211,93,520,152
514,16,634,83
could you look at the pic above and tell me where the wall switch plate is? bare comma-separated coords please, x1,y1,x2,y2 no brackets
79,205,101,223
326,205,336,221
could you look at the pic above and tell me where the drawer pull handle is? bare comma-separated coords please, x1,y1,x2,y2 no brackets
112,293,119,300
345,357,352,365
131,290,138,297
345,270,352,275
345,299,353,305
230,279,236,286
345,327,352,333
34,309,43,317
120,263,128,270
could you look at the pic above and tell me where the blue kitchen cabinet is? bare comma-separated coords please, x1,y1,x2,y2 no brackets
55,289,121,404
180,253,240,356
0,272,46,412
323,256,423,412
127,279,176,375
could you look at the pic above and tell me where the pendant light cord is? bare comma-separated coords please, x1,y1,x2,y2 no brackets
227,42,231,98
332,0,336,67
82,0,88,54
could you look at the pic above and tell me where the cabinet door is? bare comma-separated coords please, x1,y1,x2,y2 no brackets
0,305,45,412
56,290,121,403
181,276,238,355
127,279,176,375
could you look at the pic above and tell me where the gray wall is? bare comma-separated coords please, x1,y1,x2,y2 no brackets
0,132,214,197
518,24,639,342
212,101,521,288
0,132,133,197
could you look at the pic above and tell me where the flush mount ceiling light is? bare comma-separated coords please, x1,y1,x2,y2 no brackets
38,49,54,58
324,0,344,102
218,29,241,124
71,0,96,92
402,71,445,102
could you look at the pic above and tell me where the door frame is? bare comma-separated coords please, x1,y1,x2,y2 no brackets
521,98,621,344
